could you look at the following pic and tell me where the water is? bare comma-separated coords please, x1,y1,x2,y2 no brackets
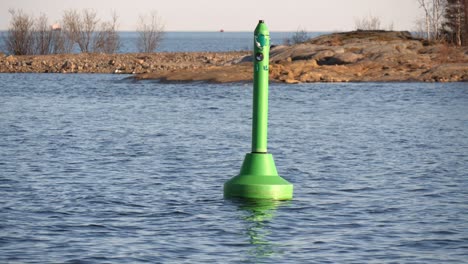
1,74,467,263
126,31,325,53
0,31,325,54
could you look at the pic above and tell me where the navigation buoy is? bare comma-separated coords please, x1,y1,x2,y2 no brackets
224,20,293,200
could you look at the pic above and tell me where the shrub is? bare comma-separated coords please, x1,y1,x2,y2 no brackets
137,11,165,53
4,9,35,55
354,15,382,30
93,11,120,53
284,28,309,45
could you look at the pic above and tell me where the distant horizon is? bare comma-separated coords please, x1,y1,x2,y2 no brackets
0,26,417,33
0,29,333,33
0,29,416,33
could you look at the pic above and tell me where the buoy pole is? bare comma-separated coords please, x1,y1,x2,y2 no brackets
224,20,293,200
252,20,269,154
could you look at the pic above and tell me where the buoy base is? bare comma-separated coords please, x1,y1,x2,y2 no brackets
224,153,293,200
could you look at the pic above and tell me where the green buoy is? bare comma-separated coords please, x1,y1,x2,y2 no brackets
224,20,293,200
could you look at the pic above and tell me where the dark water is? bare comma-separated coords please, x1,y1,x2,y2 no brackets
1,74,467,263
0,31,324,54
120,31,325,53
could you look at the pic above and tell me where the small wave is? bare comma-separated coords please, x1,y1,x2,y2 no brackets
338,186,376,193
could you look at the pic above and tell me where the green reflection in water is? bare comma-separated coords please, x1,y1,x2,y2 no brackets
232,199,290,260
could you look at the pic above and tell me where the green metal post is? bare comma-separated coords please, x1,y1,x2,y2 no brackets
224,20,293,200
252,20,269,153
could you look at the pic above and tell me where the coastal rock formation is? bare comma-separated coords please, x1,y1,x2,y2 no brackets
1,31,467,83
132,31,467,83
270,30,468,83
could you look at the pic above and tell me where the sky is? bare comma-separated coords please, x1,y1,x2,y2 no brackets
0,0,422,31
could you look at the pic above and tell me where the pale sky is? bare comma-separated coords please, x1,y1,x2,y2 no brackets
0,0,422,31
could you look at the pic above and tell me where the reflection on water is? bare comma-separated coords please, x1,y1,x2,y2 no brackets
232,199,289,260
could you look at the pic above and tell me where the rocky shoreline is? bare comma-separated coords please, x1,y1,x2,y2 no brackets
1,31,467,83
0,51,248,75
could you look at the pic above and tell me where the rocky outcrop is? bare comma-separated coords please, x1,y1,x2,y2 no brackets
132,31,467,83
1,31,467,83
264,30,468,83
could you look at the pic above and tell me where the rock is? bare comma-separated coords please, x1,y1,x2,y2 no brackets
422,63,468,82
334,47,345,54
309,30,416,46
334,52,363,64
295,49,329,61
299,72,323,82
6,55,16,63
284,78,300,84
318,52,363,65
61,60,75,71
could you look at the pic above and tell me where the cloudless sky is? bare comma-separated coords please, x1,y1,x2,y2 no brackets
0,0,422,31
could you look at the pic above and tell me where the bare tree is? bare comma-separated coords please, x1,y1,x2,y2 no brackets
417,0,447,40
354,14,382,30
34,15,68,54
4,9,35,55
4,8,122,54
419,0,432,39
137,11,165,53
284,28,309,45
34,13,53,54
443,0,465,45
291,27,309,44
414,18,428,38
79,9,99,52
465,0,468,44
93,11,120,53
61,9,80,53
433,0,446,38
62,9,99,53
50,29,66,54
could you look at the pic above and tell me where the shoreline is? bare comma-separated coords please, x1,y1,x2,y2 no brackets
0,51,249,75
1,31,467,83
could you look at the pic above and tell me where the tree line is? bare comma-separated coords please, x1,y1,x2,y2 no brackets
3,9,165,55
417,0,468,45
351,1,467,46
288,1,467,47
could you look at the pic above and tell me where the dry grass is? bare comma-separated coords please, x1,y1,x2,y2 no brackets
434,42,468,64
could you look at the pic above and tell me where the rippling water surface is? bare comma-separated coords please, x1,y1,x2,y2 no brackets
1,74,467,263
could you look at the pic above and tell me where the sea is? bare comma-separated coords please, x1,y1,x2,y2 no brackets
118,31,324,53
0,31,324,54
1,32,468,263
